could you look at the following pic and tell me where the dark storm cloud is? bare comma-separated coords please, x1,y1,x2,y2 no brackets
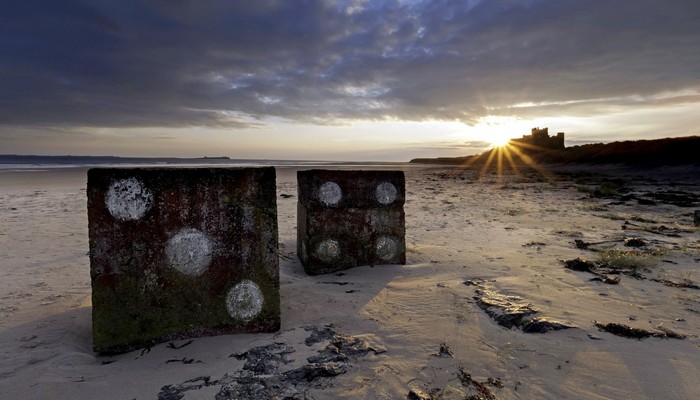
2,0,699,129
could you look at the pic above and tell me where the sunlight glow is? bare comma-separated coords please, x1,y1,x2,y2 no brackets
470,115,530,148
489,134,512,148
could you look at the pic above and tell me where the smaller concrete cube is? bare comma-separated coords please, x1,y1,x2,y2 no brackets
87,167,280,353
297,170,406,275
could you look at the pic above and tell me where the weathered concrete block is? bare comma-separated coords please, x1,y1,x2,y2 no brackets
87,167,280,354
297,170,406,275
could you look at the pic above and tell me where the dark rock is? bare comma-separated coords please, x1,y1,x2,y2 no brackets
407,388,433,400
641,191,699,207
159,376,219,400
307,349,348,364
594,322,653,339
282,363,347,382
487,377,504,388
474,289,538,329
521,318,574,333
162,326,381,399
624,237,648,247
563,258,597,272
594,321,685,340
651,279,700,289
216,375,297,400
231,343,294,375
304,325,336,346
474,288,574,334
309,332,386,363
435,342,454,358
333,333,386,357
574,239,591,250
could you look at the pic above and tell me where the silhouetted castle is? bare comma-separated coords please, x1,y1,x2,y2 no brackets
512,127,565,150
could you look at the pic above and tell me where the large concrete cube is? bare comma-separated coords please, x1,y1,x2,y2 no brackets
297,170,406,275
87,167,280,353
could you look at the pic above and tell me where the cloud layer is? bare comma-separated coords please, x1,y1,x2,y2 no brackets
2,0,700,131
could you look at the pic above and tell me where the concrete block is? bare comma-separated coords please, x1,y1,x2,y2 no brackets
297,170,405,209
297,170,406,275
87,167,279,354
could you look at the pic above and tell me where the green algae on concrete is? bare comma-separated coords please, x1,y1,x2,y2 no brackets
87,167,280,354
297,170,406,275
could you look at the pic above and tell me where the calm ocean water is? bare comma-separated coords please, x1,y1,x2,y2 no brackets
0,156,418,190
0,156,334,170
0,155,414,170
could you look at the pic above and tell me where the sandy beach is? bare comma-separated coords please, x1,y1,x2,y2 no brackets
1,163,699,399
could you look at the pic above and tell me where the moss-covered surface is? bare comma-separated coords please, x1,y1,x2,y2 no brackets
88,167,280,354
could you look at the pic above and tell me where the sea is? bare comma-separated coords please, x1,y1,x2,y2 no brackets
0,154,420,170
0,154,353,170
0,154,421,190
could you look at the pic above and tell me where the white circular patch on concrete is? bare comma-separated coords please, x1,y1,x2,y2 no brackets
317,239,340,262
375,181,397,205
318,181,342,206
226,280,264,321
376,236,397,262
105,177,153,220
165,229,214,276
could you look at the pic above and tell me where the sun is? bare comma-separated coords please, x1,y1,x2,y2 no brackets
489,133,513,148
469,115,525,149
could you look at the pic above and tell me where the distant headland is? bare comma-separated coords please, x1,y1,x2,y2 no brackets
411,129,700,167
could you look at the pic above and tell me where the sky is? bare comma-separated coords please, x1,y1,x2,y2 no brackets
2,0,700,161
